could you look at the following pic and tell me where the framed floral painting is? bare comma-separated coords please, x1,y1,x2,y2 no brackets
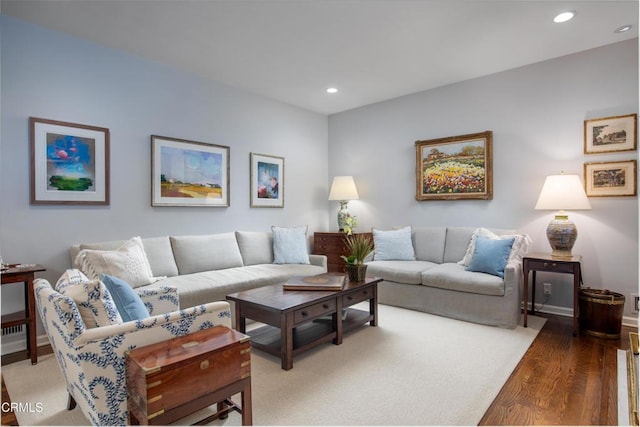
415,131,493,201
151,135,230,207
30,117,110,205
250,153,284,207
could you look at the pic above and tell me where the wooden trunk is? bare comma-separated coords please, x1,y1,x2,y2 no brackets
126,325,251,425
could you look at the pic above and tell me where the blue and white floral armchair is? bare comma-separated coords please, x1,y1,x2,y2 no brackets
34,277,232,426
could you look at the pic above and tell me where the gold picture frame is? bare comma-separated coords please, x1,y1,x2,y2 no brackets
584,160,637,197
415,131,493,201
584,113,637,154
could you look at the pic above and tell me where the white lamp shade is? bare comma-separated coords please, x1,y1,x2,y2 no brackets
329,176,359,201
534,174,591,210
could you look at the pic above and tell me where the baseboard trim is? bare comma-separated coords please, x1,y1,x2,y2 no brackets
531,303,638,329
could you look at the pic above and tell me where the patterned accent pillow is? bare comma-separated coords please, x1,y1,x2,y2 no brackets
272,226,310,264
75,236,155,288
57,278,123,328
55,269,90,293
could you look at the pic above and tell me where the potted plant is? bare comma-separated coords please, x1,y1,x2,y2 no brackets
340,234,374,282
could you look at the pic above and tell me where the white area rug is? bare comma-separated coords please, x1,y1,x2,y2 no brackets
2,303,545,426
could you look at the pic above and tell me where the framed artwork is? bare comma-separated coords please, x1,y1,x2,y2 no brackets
415,131,493,201
584,113,637,154
151,135,230,207
30,117,110,205
250,153,284,207
584,160,637,197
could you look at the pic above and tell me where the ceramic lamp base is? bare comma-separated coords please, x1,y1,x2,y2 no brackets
337,200,349,231
546,214,577,258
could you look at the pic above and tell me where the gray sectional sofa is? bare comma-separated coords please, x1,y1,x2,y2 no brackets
365,226,529,329
70,231,327,310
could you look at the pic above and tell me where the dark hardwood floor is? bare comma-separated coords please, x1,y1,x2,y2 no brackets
1,314,636,426
481,313,636,426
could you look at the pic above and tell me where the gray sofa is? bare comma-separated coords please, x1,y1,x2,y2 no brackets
365,227,529,329
70,231,327,310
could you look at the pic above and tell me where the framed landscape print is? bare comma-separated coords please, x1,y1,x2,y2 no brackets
30,117,110,205
151,135,230,207
250,153,284,207
584,113,637,154
415,131,493,201
584,160,637,197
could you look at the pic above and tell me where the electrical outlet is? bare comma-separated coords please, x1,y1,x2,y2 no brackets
632,293,639,313
543,282,552,295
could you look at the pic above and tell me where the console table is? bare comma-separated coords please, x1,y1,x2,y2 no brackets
1,264,46,364
523,253,582,336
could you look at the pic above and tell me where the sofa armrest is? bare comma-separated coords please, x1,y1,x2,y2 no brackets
503,262,523,297
74,301,232,347
136,285,180,315
309,254,327,271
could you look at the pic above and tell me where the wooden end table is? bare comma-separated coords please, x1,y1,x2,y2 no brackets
227,275,381,370
1,264,46,364
126,325,252,425
523,252,582,336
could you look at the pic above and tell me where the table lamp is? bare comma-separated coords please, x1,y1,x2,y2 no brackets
328,176,359,231
534,173,591,257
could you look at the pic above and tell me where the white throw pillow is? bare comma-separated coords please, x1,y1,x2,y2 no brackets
272,226,310,264
55,268,91,293
459,227,531,267
373,226,416,261
74,236,155,288
57,277,123,328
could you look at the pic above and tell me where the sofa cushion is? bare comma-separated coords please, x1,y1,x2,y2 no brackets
75,236,155,288
57,277,123,328
272,226,310,264
466,236,515,278
100,274,150,322
170,233,244,275
236,231,274,265
366,260,437,285
421,263,505,296
442,227,476,263
155,263,324,308
412,227,446,263
372,226,416,261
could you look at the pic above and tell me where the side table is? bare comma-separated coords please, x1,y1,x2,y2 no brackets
1,264,46,364
313,232,373,273
522,252,582,336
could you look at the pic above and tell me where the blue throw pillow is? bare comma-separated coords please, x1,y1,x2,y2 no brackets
372,226,416,261
272,226,310,264
100,274,150,322
466,235,515,278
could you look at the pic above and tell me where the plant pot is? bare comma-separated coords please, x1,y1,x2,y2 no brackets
346,264,367,282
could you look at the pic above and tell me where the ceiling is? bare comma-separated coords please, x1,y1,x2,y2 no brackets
2,1,638,115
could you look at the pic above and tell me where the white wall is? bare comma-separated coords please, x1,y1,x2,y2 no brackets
0,17,329,329
329,39,639,318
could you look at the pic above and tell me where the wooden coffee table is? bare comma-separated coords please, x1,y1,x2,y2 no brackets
227,275,381,370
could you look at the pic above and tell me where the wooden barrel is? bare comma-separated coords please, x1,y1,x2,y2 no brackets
578,288,625,339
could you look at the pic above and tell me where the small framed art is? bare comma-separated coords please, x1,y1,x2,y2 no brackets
584,160,637,197
250,153,284,207
584,113,637,154
30,117,110,205
415,131,493,201
151,135,230,207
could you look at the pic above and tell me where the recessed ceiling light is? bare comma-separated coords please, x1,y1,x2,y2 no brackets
326,87,338,94
615,24,632,33
554,11,575,23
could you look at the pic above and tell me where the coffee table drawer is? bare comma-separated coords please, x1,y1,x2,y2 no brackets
294,299,336,323
343,286,373,306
